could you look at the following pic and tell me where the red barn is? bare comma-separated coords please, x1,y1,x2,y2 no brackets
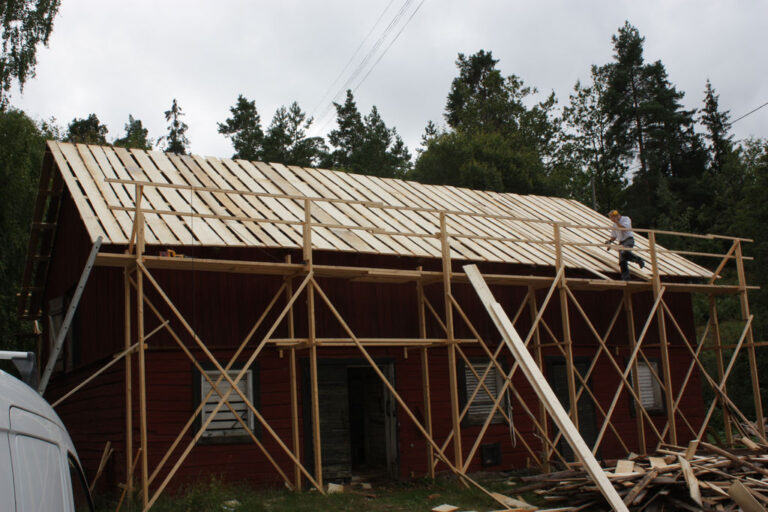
18,141,763,505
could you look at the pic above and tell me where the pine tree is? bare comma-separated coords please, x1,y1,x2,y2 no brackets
162,99,189,154
218,95,263,160
326,90,411,178
65,114,108,144
261,102,326,167
414,50,561,195
700,80,733,174
561,66,626,210
113,115,152,150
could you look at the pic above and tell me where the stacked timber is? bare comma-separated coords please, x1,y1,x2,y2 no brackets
512,439,768,511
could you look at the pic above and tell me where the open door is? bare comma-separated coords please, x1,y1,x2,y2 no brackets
304,358,398,481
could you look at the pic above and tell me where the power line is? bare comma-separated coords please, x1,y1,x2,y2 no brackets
351,0,427,92
731,101,768,125
310,0,424,136
308,0,397,120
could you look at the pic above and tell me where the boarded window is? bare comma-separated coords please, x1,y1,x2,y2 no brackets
197,368,256,440
463,359,506,425
637,361,663,413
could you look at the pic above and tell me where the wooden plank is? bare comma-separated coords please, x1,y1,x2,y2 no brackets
215,158,298,247
101,146,173,243
728,480,765,512
291,166,393,254
130,149,215,245
251,162,343,251
151,152,249,246
50,143,115,241
678,455,702,507
112,146,190,244
463,264,629,512
82,145,136,240
615,460,635,475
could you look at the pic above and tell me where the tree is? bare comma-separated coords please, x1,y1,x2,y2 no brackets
326,90,411,178
161,98,189,154
700,80,733,175
0,109,49,351
0,0,61,106
261,102,326,167
414,50,562,195
601,22,706,230
218,95,263,160
65,113,108,144
113,114,152,150
561,66,627,210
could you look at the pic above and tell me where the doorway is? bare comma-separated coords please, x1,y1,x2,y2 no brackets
303,359,397,481
548,357,599,461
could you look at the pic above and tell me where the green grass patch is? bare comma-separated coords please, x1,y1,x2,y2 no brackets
100,474,543,512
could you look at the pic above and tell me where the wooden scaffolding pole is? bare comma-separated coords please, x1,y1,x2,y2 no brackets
554,224,578,430
624,290,646,454
304,199,323,488
416,272,435,479
123,267,134,499
285,255,302,490
709,295,733,445
735,241,765,439
527,286,549,469
440,213,462,470
134,185,149,509
649,233,676,445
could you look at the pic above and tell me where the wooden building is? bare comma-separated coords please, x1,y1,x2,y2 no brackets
18,141,763,508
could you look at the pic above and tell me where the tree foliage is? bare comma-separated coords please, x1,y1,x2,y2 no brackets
261,102,326,167
113,114,152,150
0,0,60,106
414,50,562,195
218,95,263,160
0,109,48,351
162,98,189,154
65,113,108,144
325,90,411,178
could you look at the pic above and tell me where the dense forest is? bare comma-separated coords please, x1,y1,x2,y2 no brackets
0,12,765,414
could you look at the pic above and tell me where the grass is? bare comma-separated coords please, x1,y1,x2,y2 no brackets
100,474,542,512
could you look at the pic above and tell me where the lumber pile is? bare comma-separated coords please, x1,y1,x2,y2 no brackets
512,439,768,511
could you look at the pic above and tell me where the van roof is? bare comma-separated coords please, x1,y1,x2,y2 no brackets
0,370,77,455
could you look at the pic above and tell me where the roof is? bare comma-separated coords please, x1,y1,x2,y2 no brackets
42,141,709,279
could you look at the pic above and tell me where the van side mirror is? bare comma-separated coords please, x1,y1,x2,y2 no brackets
0,351,39,389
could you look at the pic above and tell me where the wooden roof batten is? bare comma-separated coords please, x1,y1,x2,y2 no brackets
19,140,753,319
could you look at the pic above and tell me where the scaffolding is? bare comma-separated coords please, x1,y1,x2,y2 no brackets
27,166,765,510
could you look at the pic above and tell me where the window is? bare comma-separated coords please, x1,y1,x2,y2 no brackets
67,454,95,512
636,361,664,413
194,365,259,442
48,292,80,373
461,358,507,425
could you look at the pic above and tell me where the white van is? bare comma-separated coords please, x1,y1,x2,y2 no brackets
0,365,95,511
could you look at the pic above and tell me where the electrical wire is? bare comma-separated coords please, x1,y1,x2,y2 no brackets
310,0,425,135
730,101,768,125
308,0,397,121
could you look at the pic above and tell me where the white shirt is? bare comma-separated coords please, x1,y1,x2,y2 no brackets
611,216,634,242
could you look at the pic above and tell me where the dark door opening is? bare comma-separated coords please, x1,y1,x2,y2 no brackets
548,358,599,462
348,366,387,474
303,359,397,481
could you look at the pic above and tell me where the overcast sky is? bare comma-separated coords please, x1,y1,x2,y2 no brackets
12,0,768,159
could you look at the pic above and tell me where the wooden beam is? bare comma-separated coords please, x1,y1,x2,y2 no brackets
625,291,645,455
417,272,435,479
123,267,134,499
650,233,676,445
736,241,765,440
463,264,628,512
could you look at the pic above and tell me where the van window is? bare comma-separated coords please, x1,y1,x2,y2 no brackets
68,454,95,512
12,434,67,511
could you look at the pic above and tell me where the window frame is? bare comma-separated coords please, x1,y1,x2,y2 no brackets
629,358,666,416
458,357,508,426
192,362,260,444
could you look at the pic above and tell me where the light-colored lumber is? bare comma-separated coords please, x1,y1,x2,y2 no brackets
464,264,629,512
728,480,765,512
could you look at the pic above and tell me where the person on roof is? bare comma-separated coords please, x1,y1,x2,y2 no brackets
606,209,645,281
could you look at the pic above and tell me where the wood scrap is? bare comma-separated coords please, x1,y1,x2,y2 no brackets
506,442,768,511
